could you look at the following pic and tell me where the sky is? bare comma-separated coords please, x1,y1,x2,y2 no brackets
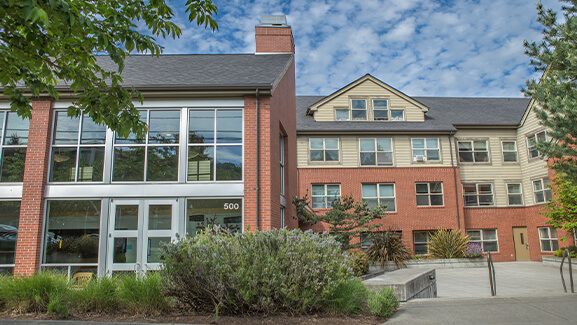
149,0,564,97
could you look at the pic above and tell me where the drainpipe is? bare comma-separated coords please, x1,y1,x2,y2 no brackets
255,89,260,230
448,131,461,229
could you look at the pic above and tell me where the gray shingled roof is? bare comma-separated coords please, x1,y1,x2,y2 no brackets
55,54,293,90
296,96,530,133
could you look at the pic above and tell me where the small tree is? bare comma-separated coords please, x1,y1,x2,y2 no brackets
545,174,577,240
293,193,387,250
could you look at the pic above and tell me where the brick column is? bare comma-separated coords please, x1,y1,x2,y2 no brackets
14,99,53,275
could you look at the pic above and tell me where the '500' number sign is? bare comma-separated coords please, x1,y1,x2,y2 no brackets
224,203,240,210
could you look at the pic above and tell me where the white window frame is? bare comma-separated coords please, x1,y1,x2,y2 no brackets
359,138,393,166
351,99,367,120
311,184,341,209
390,110,405,121
414,231,432,255
457,140,489,163
411,138,440,161
506,183,524,206
415,182,444,207
362,183,396,212
309,138,340,162
466,229,499,252
501,140,518,162
538,227,559,252
280,134,285,196
527,131,547,159
463,183,494,207
533,178,552,204
335,109,350,121
372,99,389,121
280,206,285,228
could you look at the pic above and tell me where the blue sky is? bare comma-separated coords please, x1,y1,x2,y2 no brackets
150,0,563,97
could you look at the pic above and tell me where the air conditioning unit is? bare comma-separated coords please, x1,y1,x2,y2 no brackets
413,155,426,162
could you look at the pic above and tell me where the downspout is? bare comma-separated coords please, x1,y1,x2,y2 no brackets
448,131,461,229
255,89,260,230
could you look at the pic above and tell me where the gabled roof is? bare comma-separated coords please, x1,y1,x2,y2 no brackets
57,54,293,92
306,74,430,115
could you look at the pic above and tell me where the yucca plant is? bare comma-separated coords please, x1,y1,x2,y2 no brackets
428,229,470,259
365,230,412,269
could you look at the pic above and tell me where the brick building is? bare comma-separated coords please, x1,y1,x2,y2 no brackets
0,15,573,278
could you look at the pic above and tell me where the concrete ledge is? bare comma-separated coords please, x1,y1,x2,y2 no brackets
363,268,437,302
542,256,576,270
369,258,486,272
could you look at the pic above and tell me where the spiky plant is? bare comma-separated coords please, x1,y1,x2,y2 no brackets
365,230,412,269
428,229,470,259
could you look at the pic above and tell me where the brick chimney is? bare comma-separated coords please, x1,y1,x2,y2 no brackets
255,15,295,54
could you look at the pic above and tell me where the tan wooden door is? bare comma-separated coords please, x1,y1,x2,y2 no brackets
513,227,530,261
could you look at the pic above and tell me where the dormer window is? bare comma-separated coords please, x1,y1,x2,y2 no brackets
351,99,367,120
373,100,389,120
390,110,404,121
335,109,350,121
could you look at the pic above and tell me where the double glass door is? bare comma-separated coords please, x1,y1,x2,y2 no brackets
107,199,177,275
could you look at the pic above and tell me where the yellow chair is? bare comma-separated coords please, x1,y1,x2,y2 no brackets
71,272,93,287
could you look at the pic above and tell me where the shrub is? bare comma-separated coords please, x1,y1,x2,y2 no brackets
429,229,469,259
367,287,399,317
554,246,577,258
323,278,367,314
349,250,369,276
366,230,412,269
70,276,122,313
161,227,352,315
117,272,168,315
463,243,484,258
47,292,69,318
0,272,70,313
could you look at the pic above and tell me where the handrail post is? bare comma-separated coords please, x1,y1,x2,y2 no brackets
560,248,574,293
487,251,496,296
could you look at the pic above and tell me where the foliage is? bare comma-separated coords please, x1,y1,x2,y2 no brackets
428,229,470,259
117,272,168,315
349,250,369,276
544,174,577,240
554,245,577,258
367,287,399,318
524,0,577,177
293,193,387,250
0,0,218,137
365,230,412,269
463,243,484,258
323,278,367,315
47,291,69,318
160,227,352,315
70,276,122,313
0,272,69,313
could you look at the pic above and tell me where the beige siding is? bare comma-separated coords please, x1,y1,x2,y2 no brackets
312,80,426,122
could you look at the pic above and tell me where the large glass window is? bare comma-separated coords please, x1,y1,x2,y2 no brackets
416,182,444,206
310,138,339,162
533,178,552,204
0,112,29,182
311,184,340,209
50,112,106,182
539,227,559,252
411,138,440,161
0,201,20,274
188,109,242,181
43,200,101,265
186,199,242,236
362,184,396,212
466,229,498,252
359,138,393,166
458,140,489,163
113,109,180,182
463,183,494,207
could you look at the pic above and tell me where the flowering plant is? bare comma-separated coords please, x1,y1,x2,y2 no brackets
463,243,484,258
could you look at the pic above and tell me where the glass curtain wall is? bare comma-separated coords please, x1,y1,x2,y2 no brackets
0,112,29,182
0,201,21,274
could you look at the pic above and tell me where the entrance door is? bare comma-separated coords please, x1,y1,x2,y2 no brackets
107,199,178,275
513,227,530,261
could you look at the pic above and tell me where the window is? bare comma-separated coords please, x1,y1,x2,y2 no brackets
361,231,402,250
507,183,523,205
50,112,106,182
0,201,20,273
113,109,180,182
527,131,547,159
466,229,498,252
415,182,444,206
280,134,285,195
390,110,405,121
359,138,393,166
411,138,440,161
0,112,29,182
280,206,285,228
351,99,367,120
539,227,559,252
463,183,494,207
533,178,552,204
373,99,389,120
188,109,242,181
335,109,350,121
311,184,340,209
43,200,101,277
501,141,518,162
310,138,339,162
362,184,396,212
414,231,433,255
186,199,242,237
458,140,489,163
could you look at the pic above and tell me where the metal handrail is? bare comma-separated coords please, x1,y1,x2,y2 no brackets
560,249,574,293
487,251,496,296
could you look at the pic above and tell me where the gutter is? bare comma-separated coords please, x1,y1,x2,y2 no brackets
448,131,461,229
255,89,260,230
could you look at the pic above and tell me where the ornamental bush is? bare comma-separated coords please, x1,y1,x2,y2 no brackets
463,243,484,258
160,227,353,315
429,229,470,259
349,250,369,276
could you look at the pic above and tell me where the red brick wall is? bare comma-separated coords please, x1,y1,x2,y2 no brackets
14,99,53,275
255,26,294,53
